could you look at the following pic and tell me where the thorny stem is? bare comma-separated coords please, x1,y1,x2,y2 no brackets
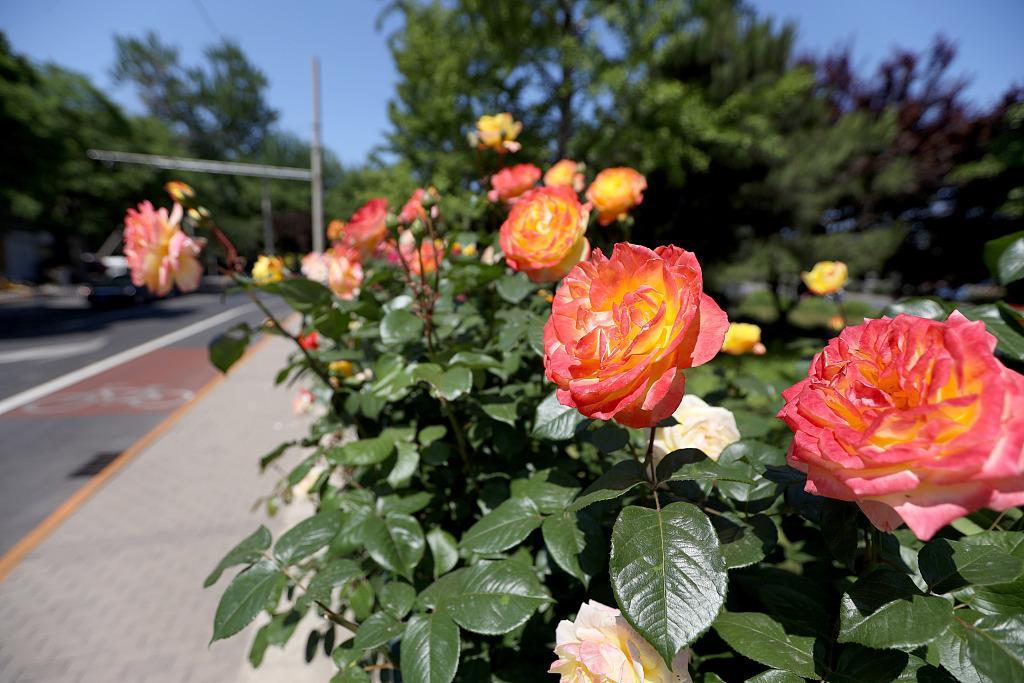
263,554,360,632
247,290,333,389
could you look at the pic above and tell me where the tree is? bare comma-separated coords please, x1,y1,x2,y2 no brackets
113,32,278,160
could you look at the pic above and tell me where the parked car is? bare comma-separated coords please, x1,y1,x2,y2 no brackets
83,275,152,307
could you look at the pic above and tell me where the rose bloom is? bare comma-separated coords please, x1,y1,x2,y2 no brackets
300,251,330,283
327,219,347,242
544,243,729,428
341,198,388,258
399,233,443,276
399,188,426,224
123,201,204,297
653,395,741,462
544,159,585,192
488,163,542,204
329,360,355,378
802,260,848,295
292,388,314,415
586,167,647,226
499,186,590,283
549,601,692,683
298,331,319,350
778,312,1024,541
164,181,194,203
471,112,522,152
722,322,766,356
324,245,364,300
251,255,285,284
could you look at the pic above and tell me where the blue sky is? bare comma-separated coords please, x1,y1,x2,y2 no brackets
3,1,1022,167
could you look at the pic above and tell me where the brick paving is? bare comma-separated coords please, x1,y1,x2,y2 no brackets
0,336,336,682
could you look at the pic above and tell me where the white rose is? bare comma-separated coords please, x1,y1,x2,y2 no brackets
653,395,740,462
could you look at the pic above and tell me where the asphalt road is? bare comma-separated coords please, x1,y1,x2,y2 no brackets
0,288,292,556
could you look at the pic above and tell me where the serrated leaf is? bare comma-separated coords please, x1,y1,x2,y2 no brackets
300,559,362,610
260,278,332,312
588,423,631,453
273,511,343,566
532,391,587,440
713,514,777,569
352,612,405,650
713,611,818,679
509,468,579,514
936,613,1024,683
460,497,542,553
436,367,472,401
426,528,459,579
570,460,648,512
362,513,425,580
883,298,951,320
656,449,758,486
838,569,953,649
745,671,806,683
542,512,606,586
831,644,911,683
380,309,424,345
379,582,417,620
610,503,728,665
495,273,536,303
920,538,1024,593
204,526,272,588
425,560,550,635
326,436,395,466
211,560,285,642
480,400,518,427
400,612,460,683
985,231,1024,285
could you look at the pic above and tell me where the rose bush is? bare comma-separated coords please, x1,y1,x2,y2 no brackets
121,117,1024,682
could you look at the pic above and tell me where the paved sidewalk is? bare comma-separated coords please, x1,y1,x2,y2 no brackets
0,336,336,682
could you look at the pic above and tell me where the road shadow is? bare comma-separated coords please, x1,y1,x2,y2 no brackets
0,295,209,340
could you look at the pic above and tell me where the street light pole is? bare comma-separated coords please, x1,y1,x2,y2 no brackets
260,179,275,256
310,56,325,254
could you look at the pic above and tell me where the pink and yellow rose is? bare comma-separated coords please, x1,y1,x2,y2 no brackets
544,159,585,192
778,312,1024,540
324,245,364,300
399,233,443,276
586,167,647,226
327,219,347,242
488,164,541,204
399,188,427,225
251,255,285,285
499,186,590,283
549,600,691,683
341,198,388,258
123,201,204,297
543,243,729,428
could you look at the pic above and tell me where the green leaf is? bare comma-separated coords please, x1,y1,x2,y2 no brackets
532,391,587,441
326,436,396,467
920,538,1024,593
963,579,1024,617
209,324,250,373
388,442,419,488
300,559,362,610
958,303,1024,362
610,503,728,665
831,644,911,683
838,569,953,649
449,351,501,369
745,671,806,683
480,400,518,427
713,611,818,679
495,273,536,303
588,423,631,453
435,367,472,401
400,612,460,683
419,425,447,446
348,579,376,621
713,514,778,570
424,560,550,635
259,441,295,471
362,513,425,580
352,612,405,650
984,231,1024,284
426,528,459,579
262,278,332,312
379,582,417,620
273,511,344,566
370,355,415,400
571,460,648,512
542,512,606,586
821,500,861,566
936,613,1024,683
460,497,542,554
204,526,272,588
509,469,580,514
211,560,285,642
380,309,424,346
249,610,301,668
656,449,758,486
883,297,951,320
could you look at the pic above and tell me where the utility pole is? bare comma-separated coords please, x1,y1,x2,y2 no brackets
311,56,325,254
260,179,275,255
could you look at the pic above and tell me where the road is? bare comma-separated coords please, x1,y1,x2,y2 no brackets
0,288,292,556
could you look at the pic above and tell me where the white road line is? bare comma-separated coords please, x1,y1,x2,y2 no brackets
0,304,256,416
0,336,109,364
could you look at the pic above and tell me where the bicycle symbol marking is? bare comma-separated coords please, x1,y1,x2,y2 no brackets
22,383,195,415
